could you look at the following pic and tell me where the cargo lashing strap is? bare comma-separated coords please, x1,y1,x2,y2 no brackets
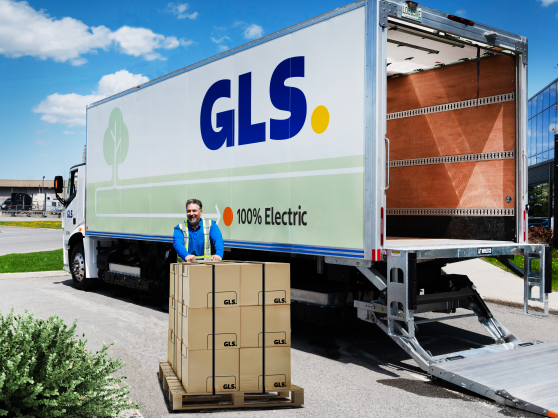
262,263,266,394
212,265,215,394
209,262,267,394
178,218,212,261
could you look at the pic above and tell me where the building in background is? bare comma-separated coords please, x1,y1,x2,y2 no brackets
528,77,557,226
0,179,67,205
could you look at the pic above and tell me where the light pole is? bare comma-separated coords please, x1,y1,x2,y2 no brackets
42,176,45,194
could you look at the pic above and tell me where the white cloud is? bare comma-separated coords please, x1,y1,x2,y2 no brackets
210,22,263,52
33,93,104,127
211,35,230,52
166,3,199,19
33,70,150,127
243,24,264,40
97,70,149,96
539,0,558,5
35,139,52,146
0,0,192,64
211,36,230,45
63,131,75,135
455,9,466,16
36,128,48,134
35,152,48,157
109,27,190,59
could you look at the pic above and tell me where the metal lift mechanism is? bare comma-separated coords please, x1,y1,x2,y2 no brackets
355,241,557,417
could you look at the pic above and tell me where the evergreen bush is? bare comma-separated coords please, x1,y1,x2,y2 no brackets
0,308,139,417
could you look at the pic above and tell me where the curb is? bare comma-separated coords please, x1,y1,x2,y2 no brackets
0,271,70,279
0,226,62,231
0,247,64,256
485,298,558,316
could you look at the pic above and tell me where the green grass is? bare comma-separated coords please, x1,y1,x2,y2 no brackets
0,249,64,273
0,220,62,229
483,248,558,292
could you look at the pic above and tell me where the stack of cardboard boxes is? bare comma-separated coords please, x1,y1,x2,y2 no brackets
168,261,291,394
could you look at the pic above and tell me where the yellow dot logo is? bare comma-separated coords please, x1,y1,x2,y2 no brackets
311,105,329,134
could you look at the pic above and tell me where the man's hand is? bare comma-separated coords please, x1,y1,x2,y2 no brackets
211,255,222,261
185,254,196,262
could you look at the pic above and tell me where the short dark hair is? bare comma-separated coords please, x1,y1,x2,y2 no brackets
186,199,202,210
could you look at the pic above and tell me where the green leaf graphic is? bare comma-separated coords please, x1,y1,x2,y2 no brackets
103,107,129,167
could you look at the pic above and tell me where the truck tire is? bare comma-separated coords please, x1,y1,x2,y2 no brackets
71,243,90,290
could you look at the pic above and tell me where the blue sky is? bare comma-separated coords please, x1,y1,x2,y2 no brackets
1,0,557,180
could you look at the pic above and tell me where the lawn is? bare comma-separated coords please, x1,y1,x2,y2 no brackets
0,220,62,229
0,249,64,273
484,248,558,292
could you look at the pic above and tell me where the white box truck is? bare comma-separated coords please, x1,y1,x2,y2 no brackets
54,1,558,414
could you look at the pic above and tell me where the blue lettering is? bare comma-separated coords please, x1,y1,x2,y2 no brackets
200,57,307,151
200,79,234,150
238,72,266,145
269,57,307,140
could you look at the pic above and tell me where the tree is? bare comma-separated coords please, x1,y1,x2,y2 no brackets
103,107,129,185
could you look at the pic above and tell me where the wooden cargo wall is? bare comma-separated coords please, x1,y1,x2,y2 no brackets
386,55,517,240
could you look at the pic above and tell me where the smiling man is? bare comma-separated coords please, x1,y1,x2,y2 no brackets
173,198,224,262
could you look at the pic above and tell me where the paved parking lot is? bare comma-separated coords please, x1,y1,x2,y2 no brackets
1,275,556,418
0,226,62,255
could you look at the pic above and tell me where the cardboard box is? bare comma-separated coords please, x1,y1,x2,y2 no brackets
176,306,241,350
170,263,241,308
175,343,240,393
240,305,291,348
239,263,291,306
169,297,176,339
168,329,176,370
239,347,291,391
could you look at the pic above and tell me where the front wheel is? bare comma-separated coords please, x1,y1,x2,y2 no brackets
71,243,90,290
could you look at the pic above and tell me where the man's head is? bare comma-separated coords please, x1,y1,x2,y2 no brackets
186,199,203,227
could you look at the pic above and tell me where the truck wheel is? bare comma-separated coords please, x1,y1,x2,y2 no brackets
71,243,90,290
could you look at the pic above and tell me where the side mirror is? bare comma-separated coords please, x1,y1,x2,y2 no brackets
54,176,64,194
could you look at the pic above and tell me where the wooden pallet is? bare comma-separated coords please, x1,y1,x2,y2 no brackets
159,361,304,411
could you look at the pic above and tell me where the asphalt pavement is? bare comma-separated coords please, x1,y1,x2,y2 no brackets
0,226,62,255
0,275,555,418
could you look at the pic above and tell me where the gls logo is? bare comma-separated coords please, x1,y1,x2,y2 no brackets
223,384,236,390
274,298,286,304
223,299,237,305
200,56,329,151
224,341,237,347
274,339,287,345
274,382,287,388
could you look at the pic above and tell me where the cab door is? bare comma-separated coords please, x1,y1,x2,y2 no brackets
64,169,79,240
63,167,85,268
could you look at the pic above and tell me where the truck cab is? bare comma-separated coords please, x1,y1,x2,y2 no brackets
56,163,86,287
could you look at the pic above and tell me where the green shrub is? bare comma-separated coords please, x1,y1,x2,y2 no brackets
0,308,138,417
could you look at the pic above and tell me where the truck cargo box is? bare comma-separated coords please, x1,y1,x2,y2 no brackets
84,2,527,263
